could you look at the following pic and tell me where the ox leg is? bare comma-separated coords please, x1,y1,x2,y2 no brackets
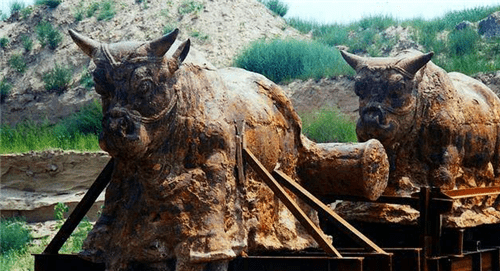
428,146,461,190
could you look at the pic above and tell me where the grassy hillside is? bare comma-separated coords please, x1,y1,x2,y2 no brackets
236,4,500,83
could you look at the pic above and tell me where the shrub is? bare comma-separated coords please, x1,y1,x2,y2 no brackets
54,99,103,138
96,1,116,21
163,23,177,35
190,29,209,41
36,21,63,50
0,102,102,153
0,79,12,103
259,0,288,17
20,6,33,19
0,36,8,49
300,107,357,143
449,28,479,56
21,35,33,51
10,1,25,14
36,0,63,8
234,39,354,83
178,0,203,15
9,53,27,73
80,68,94,90
0,217,32,254
43,63,72,93
86,2,100,17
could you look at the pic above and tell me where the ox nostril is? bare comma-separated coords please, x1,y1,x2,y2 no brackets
362,106,385,125
104,110,137,138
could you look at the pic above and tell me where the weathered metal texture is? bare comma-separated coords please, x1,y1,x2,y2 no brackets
340,49,500,227
68,29,390,271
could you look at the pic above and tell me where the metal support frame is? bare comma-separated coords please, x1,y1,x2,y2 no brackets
34,125,500,271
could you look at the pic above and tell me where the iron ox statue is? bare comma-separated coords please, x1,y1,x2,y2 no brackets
340,50,500,226
69,29,389,271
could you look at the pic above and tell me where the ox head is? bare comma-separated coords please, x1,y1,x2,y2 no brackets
340,50,433,148
69,29,190,158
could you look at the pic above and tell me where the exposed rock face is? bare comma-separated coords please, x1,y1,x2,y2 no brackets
0,151,110,222
339,49,500,228
69,30,389,271
479,11,500,38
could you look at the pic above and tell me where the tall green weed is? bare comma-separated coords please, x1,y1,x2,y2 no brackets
259,0,289,17
300,107,357,143
0,100,102,153
36,21,63,50
0,217,32,254
234,39,353,83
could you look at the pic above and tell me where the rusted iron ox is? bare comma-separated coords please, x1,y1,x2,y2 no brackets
69,29,390,271
340,50,500,227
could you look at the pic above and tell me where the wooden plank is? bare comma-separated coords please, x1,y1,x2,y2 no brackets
272,169,388,255
43,159,115,255
243,147,342,258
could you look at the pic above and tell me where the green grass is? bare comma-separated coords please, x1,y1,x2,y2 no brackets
0,217,34,271
1,100,102,154
9,53,27,73
35,0,62,8
0,204,95,271
0,217,32,254
21,35,33,51
0,78,12,103
0,36,8,48
10,1,25,14
36,21,63,50
178,0,203,15
300,107,357,143
259,0,289,17
96,0,116,21
284,5,500,76
43,62,73,93
234,39,354,83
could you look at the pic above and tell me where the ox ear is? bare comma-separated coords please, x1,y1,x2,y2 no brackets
150,28,179,58
69,29,100,58
397,52,434,77
172,39,190,64
340,50,364,71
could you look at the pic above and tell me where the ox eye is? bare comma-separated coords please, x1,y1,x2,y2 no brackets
138,80,153,93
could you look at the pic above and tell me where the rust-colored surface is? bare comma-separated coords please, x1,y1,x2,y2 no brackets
69,29,389,271
340,49,500,227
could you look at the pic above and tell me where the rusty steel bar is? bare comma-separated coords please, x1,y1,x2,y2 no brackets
272,169,388,255
443,186,500,199
243,147,342,258
43,158,115,255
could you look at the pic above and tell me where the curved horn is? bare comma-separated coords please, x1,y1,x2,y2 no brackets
396,52,434,77
150,28,179,58
172,39,190,63
68,29,100,58
340,50,365,71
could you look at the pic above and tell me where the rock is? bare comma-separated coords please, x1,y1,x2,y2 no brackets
455,20,474,31
479,11,500,38
0,150,111,222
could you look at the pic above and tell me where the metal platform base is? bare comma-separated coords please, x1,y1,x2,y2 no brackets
34,247,500,271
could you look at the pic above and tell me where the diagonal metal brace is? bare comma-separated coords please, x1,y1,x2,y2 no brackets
243,147,342,258
272,169,388,255
43,158,115,255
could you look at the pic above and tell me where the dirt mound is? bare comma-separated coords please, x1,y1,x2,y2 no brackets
0,0,307,126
